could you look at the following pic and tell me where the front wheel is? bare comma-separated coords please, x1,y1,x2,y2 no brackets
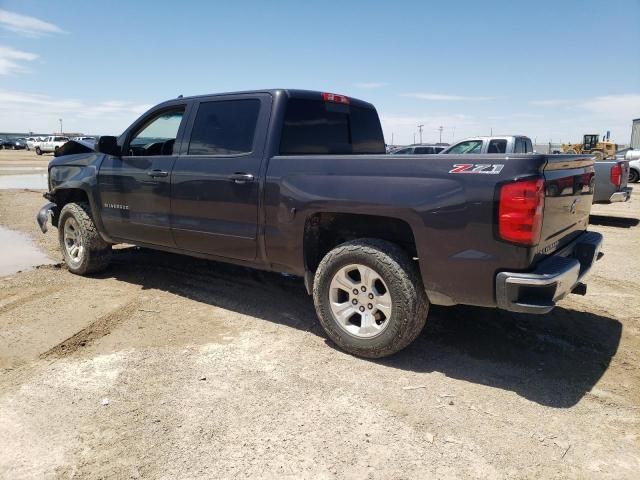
35,147,42,155
629,169,639,183
58,202,111,275
313,239,429,358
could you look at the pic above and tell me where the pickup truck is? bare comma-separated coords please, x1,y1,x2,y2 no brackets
36,89,603,358
592,158,632,203
441,136,534,154
624,150,639,183
36,136,69,155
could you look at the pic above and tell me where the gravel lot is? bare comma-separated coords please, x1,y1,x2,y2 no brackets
0,149,639,479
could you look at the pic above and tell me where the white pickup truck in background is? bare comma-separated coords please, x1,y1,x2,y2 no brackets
36,136,69,155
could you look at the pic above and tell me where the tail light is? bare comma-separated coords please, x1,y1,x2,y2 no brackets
498,178,545,246
322,92,350,105
610,163,623,186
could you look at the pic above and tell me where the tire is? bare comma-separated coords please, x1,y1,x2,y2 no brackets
629,169,639,183
36,147,42,155
592,150,604,161
313,239,429,358
566,149,577,154
58,202,111,275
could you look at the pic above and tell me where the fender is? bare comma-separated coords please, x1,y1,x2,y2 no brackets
46,151,113,243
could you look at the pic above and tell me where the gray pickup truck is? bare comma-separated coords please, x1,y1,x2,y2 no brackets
592,159,632,203
441,136,534,154
37,89,603,358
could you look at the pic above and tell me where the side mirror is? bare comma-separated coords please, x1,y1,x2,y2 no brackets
95,136,121,156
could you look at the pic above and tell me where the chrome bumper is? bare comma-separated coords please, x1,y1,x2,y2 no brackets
496,231,603,314
609,187,632,203
36,202,57,233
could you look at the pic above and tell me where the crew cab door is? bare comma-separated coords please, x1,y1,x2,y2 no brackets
97,101,190,246
170,93,271,261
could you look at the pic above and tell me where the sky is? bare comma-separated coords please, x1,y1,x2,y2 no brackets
0,0,639,145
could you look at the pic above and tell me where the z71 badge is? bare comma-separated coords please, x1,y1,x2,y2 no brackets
449,164,504,174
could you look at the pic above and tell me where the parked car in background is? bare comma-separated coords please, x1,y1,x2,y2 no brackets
37,88,604,358
71,136,96,143
441,136,534,154
390,144,448,154
1,137,28,150
623,149,639,183
36,136,69,155
592,158,632,203
26,137,38,150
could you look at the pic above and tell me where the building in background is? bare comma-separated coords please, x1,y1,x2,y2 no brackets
631,118,640,149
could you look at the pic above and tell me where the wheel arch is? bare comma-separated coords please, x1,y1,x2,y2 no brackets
302,212,419,279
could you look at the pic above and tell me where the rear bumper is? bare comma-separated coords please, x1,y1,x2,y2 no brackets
496,231,603,314
609,187,632,203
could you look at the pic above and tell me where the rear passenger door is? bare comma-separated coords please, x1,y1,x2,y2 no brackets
170,94,271,261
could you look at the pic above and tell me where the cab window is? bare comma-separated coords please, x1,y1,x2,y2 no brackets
127,108,185,156
488,139,507,154
187,99,260,155
447,140,483,154
414,146,435,154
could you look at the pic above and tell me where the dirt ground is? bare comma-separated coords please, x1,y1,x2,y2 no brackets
0,149,639,479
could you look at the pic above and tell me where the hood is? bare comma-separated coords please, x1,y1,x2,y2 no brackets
54,139,96,157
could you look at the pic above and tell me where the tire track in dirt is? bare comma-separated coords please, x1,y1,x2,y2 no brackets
40,299,141,359
0,285,65,316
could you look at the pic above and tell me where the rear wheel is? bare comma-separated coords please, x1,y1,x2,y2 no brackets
35,147,42,155
313,239,429,358
592,150,604,161
58,202,111,275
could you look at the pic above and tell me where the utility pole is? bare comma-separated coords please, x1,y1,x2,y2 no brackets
391,132,394,146
438,126,443,143
59,118,63,134
417,124,424,144
413,133,416,144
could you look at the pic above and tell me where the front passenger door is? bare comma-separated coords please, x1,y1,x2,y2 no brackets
98,104,188,246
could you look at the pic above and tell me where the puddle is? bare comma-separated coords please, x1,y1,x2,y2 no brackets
0,173,48,189
0,226,55,276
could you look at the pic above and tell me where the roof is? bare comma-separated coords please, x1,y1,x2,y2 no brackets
154,89,376,109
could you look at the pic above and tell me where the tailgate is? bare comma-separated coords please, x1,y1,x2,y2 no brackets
534,154,595,259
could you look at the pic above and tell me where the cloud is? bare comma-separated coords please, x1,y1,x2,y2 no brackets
353,82,387,89
400,93,494,101
0,45,38,74
581,94,640,120
0,89,153,134
0,9,66,37
529,99,572,107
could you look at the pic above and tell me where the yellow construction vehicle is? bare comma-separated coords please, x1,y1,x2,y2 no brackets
561,133,617,160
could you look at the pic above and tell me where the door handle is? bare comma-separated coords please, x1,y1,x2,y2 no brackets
229,172,255,184
147,169,169,178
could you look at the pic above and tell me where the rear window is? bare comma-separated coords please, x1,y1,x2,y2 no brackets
54,137,68,142
279,98,385,155
188,99,260,155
